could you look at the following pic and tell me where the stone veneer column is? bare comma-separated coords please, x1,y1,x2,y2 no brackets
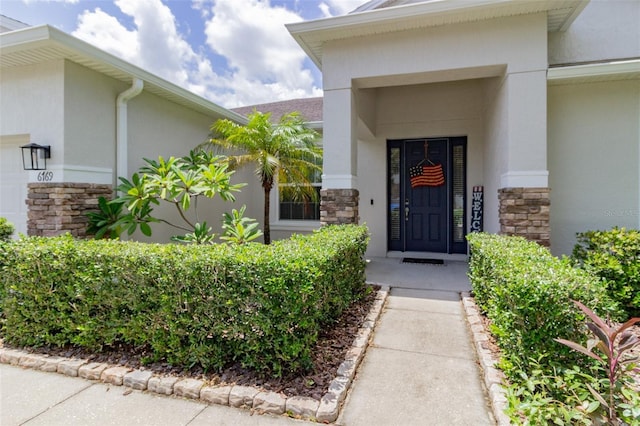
26,183,113,238
498,187,550,247
320,189,359,225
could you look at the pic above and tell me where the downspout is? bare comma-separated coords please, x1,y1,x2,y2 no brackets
116,77,144,191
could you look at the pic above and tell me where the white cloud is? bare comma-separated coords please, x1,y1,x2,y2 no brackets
73,8,139,63
72,0,322,109
320,0,366,16
73,0,217,94
202,0,321,106
192,0,212,18
318,3,331,18
113,0,201,87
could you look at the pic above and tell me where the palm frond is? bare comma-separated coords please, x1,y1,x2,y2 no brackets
206,110,322,242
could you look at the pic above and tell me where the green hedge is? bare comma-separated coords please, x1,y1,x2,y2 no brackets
0,225,369,376
467,233,620,374
572,227,640,317
0,217,14,241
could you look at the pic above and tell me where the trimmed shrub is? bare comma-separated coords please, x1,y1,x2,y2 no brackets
572,227,640,317
0,217,14,241
467,233,621,375
0,225,369,376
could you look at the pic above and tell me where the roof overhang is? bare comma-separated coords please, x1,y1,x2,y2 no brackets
548,59,640,85
287,0,589,68
0,25,247,124
1,15,29,31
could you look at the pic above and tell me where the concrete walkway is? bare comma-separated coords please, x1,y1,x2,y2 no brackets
0,258,494,425
338,289,493,425
336,258,494,425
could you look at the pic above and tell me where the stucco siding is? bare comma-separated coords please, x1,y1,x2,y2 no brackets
506,71,547,174
549,0,640,65
548,79,640,255
0,60,64,157
482,76,508,234
0,61,64,235
322,88,357,183
63,60,123,171
322,13,547,91
0,134,30,236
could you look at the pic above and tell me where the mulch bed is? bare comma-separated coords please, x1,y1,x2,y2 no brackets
1,285,378,400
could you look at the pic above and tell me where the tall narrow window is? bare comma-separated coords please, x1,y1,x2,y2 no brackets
452,144,465,243
389,147,401,241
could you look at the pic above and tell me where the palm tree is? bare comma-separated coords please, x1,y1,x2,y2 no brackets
207,111,321,244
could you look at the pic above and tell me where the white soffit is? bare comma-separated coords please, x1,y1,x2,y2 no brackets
287,0,589,68
354,64,507,88
0,25,247,123
548,59,640,85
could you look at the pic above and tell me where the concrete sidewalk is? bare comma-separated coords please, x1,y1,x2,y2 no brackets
1,259,495,425
0,363,307,426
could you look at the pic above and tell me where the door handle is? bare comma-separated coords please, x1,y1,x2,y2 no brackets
404,198,409,221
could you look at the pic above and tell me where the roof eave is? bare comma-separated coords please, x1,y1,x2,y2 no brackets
0,24,53,50
0,14,30,31
287,30,322,69
308,121,323,130
548,59,640,83
0,25,247,124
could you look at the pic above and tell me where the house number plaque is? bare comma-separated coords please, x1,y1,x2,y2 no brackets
37,171,54,182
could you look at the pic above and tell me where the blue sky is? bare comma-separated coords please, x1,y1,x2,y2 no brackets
0,0,368,108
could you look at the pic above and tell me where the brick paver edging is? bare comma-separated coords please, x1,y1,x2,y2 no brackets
461,292,511,426
0,286,388,423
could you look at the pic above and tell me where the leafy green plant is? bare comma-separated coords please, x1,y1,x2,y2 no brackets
0,217,15,241
467,233,621,376
505,361,640,425
86,197,125,239
112,172,157,237
572,227,640,317
106,150,248,243
555,300,640,425
170,222,216,245
504,356,602,425
220,205,262,244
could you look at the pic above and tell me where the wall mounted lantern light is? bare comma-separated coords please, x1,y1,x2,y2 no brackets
20,143,51,171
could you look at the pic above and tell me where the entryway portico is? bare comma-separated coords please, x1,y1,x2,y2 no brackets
287,0,583,257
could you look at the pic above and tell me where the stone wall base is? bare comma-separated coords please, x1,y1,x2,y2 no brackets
26,183,113,238
498,187,550,247
320,189,359,225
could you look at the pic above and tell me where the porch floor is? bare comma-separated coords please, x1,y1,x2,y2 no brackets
365,256,471,292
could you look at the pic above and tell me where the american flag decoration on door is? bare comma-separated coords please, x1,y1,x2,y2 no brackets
409,163,445,188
